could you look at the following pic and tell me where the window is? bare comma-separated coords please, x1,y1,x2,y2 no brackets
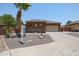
40,24,42,26
35,24,37,27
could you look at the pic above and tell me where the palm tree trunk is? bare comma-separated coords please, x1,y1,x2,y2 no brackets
16,9,22,37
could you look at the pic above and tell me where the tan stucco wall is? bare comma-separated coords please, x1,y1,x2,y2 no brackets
70,24,79,31
66,23,79,31
26,22,46,33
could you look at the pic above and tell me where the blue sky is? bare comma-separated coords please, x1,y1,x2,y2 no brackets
0,3,79,25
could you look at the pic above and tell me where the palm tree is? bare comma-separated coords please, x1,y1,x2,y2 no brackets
14,3,30,37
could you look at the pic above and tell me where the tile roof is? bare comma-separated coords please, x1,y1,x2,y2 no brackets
72,20,79,23
26,19,60,24
26,19,46,22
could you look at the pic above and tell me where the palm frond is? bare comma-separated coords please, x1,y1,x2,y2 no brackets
14,3,30,10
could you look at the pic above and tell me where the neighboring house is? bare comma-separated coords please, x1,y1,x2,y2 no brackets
60,25,71,32
0,24,6,35
61,20,79,32
26,19,60,33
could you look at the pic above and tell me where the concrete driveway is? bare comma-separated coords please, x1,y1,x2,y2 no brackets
64,32,79,38
0,32,79,56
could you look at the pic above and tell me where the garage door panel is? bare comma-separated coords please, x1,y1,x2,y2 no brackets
46,26,58,32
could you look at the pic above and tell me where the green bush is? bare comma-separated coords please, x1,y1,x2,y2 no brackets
5,28,11,38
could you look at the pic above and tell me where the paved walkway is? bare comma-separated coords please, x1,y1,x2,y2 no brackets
0,32,79,56
0,36,8,53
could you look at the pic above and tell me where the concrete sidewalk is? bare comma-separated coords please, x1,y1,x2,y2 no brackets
0,32,79,56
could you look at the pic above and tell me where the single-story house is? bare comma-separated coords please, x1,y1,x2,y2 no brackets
26,19,60,33
61,20,79,32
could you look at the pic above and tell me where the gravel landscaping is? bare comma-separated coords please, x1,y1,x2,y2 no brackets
5,33,54,50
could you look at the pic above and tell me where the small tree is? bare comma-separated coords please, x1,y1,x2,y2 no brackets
0,14,16,37
66,20,72,25
2,14,16,28
0,16,3,23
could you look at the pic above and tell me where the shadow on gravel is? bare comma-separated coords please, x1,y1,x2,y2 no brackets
5,34,54,50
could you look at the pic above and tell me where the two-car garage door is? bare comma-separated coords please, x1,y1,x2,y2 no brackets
46,25,59,32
